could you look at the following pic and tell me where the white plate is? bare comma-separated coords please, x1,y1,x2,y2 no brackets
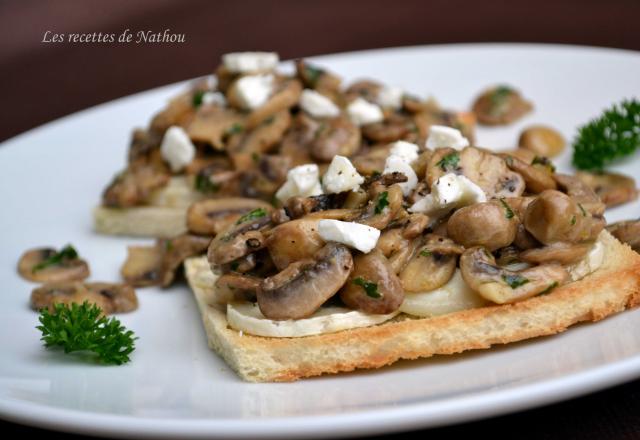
1,44,639,439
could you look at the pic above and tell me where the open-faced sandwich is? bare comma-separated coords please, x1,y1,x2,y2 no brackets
93,51,476,237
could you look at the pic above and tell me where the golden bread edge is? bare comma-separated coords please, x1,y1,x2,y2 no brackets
185,230,640,382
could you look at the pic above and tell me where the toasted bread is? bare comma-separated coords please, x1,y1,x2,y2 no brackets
185,230,640,382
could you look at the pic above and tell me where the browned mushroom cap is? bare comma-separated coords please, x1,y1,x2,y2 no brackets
606,219,640,252
520,241,593,265
518,125,566,158
213,273,261,304
85,283,138,313
402,95,440,114
339,249,404,314
186,105,246,151
160,234,212,286
245,78,303,128
501,153,557,194
524,190,605,245
31,282,138,314
309,116,361,162
375,228,408,258
257,243,353,320
361,113,415,143
295,60,342,96
447,200,518,251
265,218,325,271
399,235,461,293
128,128,163,164
351,144,393,176
278,113,318,166
344,80,382,103
187,198,273,236
553,174,606,216
18,246,90,283
352,183,404,230
460,247,569,304
207,213,271,266
402,213,430,239
460,147,526,198
471,85,533,126
575,171,638,208
149,92,196,134
121,245,163,287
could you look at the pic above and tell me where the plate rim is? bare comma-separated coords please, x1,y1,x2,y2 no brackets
1,42,640,438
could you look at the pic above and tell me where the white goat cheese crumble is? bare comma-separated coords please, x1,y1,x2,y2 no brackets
426,125,470,150
322,155,364,194
160,126,196,172
318,220,380,253
275,164,323,203
383,154,418,196
222,51,279,73
376,86,403,109
347,97,384,126
201,91,226,106
299,89,340,118
389,140,419,164
409,173,486,216
235,74,274,109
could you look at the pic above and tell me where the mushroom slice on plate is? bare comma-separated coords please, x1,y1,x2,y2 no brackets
265,218,324,271
606,219,640,252
460,246,569,304
214,273,262,304
501,153,557,194
207,213,271,266
575,171,638,208
121,245,164,287
399,234,462,293
85,283,138,313
471,85,533,126
187,198,273,236
31,281,138,314
553,173,606,216
353,182,404,230
18,245,89,283
257,243,353,320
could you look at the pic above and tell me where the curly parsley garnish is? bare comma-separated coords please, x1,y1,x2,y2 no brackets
436,152,460,172
374,191,389,214
236,208,267,225
32,245,79,273
572,99,640,170
502,274,530,289
37,302,136,365
353,277,381,299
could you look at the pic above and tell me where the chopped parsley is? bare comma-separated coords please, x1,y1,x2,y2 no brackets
32,245,79,273
353,277,381,299
489,86,513,115
251,152,261,163
502,273,530,289
194,174,220,193
236,208,267,225
226,123,244,136
192,90,205,107
374,191,389,214
165,240,174,252
570,215,577,226
436,152,460,172
539,281,559,296
420,249,433,257
304,64,324,87
499,198,515,219
532,155,556,172
578,203,587,217
230,261,239,271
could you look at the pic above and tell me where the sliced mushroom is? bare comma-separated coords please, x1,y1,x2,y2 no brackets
278,113,318,166
344,80,382,103
575,171,638,208
339,249,404,314
257,243,353,319
149,92,195,134
160,234,212,286
518,125,565,158
375,228,407,258
399,235,461,292
361,113,414,143
402,213,430,239
265,218,325,271
353,183,404,230
606,219,640,252
31,281,138,314
207,214,271,266
128,128,162,164
460,247,569,304
501,153,557,194
121,245,163,287
245,78,303,128
295,60,342,96
520,241,593,265
102,154,171,207
213,273,261,304
309,116,361,162
447,200,518,251
471,85,533,126
18,246,89,283
186,105,246,150
187,198,273,236
351,144,393,176
524,189,604,245
553,174,606,216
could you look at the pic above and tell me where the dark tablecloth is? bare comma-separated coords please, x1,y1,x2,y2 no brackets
1,1,639,438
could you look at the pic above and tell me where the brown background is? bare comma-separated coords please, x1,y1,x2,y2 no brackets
1,0,640,438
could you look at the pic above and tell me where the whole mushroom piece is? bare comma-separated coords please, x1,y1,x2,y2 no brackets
31,282,138,314
18,246,89,283
447,200,518,251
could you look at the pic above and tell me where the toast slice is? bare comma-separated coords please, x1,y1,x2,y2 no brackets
185,230,640,382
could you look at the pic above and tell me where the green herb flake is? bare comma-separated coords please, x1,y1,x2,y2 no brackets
192,90,206,107
532,155,556,172
194,174,220,194
499,198,515,219
570,215,577,226
263,115,275,125
420,249,433,257
502,273,530,289
489,86,513,115
236,208,267,225
304,64,324,87
436,152,460,171
572,99,640,170
353,277,381,299
374,191,389,214
226,123,244,136
251,152,261,163
578,203,587,217
539,281,559,296
230,261,239,271
165,240,173,252
37,302,137,365
32,245,79,273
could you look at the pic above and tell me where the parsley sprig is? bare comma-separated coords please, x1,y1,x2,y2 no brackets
37,302,136,365
436,152,460,172
502,274,530,289
32,245,79,273
374,191,389,214
572,99,640,170
353,277,381,298
236,208,267,224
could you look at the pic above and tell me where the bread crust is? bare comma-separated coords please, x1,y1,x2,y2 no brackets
185,230,640,382
93,205,188,238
